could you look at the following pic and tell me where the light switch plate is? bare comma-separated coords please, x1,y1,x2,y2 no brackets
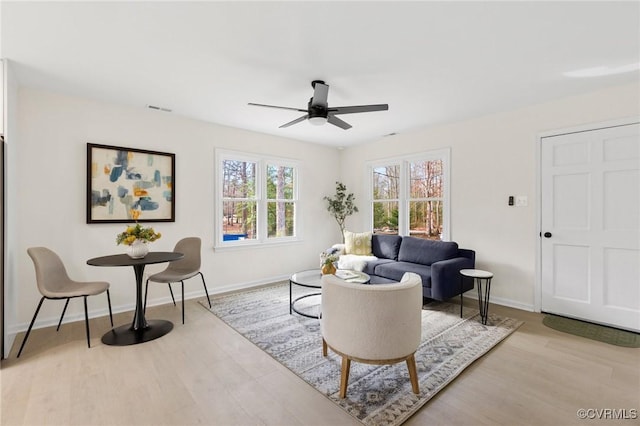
515,195,528,207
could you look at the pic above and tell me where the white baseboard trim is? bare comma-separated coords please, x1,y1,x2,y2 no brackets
9,301,137,336
463,293,535,312
9,274,292,336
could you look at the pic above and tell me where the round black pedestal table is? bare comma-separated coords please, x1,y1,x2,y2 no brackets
87,251,184,346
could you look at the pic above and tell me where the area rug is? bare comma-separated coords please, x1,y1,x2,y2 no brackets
201,283,523,426
543,314,640,348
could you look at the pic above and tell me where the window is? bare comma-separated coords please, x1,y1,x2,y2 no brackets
217,150,298,247
372,164,400,234
222,159,257,241
369,149,449,240
266,164,295,238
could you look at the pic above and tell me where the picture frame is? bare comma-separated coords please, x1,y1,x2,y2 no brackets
87,143,175,223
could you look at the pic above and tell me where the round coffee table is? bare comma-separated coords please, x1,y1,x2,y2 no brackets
289,269,370,319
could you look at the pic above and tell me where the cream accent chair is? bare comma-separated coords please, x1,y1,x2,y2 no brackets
320,272,422,398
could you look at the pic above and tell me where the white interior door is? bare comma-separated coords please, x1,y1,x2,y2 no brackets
541,122,640,332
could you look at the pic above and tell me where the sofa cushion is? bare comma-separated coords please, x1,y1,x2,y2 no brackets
373,261,432,287
397,237,459,266
362,258,395,276
371,234,402,260
344,230,373,255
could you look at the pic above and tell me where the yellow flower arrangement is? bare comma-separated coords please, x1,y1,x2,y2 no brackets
116,210,161,246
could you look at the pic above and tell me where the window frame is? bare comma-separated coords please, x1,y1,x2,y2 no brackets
215,149,300,249
367,148,451,240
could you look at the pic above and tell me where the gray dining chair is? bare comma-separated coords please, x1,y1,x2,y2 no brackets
143,237,211,324
18,247,113,358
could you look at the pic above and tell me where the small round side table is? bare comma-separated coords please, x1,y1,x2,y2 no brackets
460,269,493,325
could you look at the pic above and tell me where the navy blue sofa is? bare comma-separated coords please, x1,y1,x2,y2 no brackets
363,235,475,302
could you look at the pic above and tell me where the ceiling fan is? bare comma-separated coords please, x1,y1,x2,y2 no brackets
248,80,389,130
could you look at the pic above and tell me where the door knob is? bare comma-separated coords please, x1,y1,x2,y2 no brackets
543,232,552,238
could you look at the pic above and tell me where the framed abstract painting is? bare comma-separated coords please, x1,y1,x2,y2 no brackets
87,143,175,223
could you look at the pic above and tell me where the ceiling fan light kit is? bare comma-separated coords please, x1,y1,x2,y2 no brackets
249,80,388,130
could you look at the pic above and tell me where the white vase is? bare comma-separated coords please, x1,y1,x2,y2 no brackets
126,240,149,259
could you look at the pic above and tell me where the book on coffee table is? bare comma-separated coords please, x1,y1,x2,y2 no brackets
335,270,359,280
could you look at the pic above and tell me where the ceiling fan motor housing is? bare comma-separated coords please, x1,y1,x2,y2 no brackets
308,98,328,119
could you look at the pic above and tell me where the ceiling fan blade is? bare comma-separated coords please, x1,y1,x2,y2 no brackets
327,115,352,130
311,82,329,107
329,104,389,115
248,103,307,112
279,115,309,128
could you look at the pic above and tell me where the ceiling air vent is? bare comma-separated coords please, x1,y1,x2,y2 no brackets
146,104,172,113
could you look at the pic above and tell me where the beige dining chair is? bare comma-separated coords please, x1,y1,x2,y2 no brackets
143,237,211,324
17,247,113,358
320,272,423,398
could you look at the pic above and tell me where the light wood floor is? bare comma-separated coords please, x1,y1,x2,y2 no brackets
1,295,639,426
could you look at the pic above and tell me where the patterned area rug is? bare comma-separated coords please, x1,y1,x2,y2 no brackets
201,283,523,426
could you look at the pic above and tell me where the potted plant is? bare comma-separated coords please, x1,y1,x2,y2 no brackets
324,181,358,242
116,210,162,258
320,250,339,275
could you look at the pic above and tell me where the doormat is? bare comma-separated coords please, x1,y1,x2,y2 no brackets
201,282,523,426
543,315,640,348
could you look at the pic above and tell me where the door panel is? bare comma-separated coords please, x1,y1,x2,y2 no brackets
552,244,590,302
553,173,590,229
541,123,640,331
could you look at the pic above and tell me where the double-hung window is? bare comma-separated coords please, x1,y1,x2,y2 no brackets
369,148,450,240
216,149,298,247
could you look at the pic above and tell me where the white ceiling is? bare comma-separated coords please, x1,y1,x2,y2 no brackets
2,1,639,147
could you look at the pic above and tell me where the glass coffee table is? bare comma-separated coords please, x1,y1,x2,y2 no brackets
289,269,370,319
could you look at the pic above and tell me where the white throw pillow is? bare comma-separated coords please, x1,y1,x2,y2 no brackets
338,254,377,272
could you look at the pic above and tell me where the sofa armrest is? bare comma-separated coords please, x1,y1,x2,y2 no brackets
430,256,475,301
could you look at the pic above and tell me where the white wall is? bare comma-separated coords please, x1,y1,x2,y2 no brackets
340,82,640,311
10,87,341,334
9,82,639,342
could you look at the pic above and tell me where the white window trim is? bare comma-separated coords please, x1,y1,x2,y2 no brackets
215,149,300,249
366,147,451,240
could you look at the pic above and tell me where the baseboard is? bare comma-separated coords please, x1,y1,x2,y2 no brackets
205,274,290,296
9,274,291,336
8,301,137,336
463,293,535,312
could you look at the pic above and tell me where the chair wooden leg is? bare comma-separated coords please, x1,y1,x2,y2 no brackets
57,298,70,331
406,353,420,394
322,338,328,356
339,356,351,398
181,281,185,324
199,272,211,308
106,289,114,327
17,297,46,358
83,296,91,348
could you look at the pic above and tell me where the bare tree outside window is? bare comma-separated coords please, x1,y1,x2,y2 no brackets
372,165,400,234
370,150,448,241
219,153,298,244
267,164,295,238
409,159,443,240
222,160,257,241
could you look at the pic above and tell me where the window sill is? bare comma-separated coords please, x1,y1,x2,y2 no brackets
213,237,303,252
